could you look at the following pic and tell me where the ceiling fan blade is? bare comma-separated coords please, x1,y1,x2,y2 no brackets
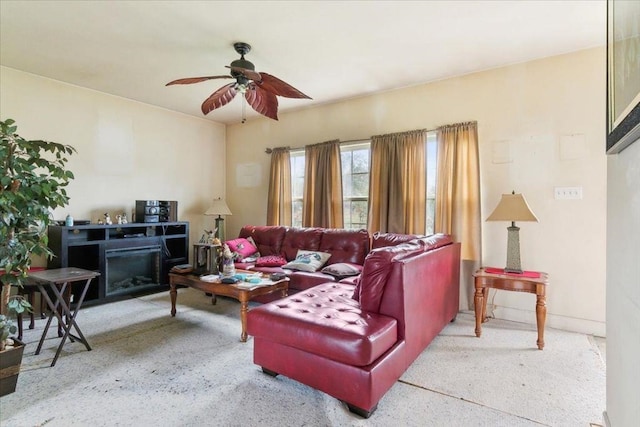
245,84,279,120
256,73,311,99
201,83,237,115
166,75,233,86
226,66,262,82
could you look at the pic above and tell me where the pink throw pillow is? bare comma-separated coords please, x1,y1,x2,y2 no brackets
226,238,258,258
255,255,287,267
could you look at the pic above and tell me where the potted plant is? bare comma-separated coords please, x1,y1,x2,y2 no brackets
0,118,76,395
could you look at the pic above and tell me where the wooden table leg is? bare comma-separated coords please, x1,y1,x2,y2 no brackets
536,293,546,350
482,287,489,323
474,285,484,337
170,282,177,317
240,300,249,342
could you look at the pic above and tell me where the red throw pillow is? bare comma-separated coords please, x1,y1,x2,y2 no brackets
255,255,287,267
226,238,258,258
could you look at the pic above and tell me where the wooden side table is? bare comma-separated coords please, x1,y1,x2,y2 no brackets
28,267,100,366
472,267,549,350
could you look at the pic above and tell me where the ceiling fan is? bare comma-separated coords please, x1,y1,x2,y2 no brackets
166,42,311,122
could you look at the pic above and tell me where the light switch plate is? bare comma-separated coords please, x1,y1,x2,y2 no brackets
554,186,583,199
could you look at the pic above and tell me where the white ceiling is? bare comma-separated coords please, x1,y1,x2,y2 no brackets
0,1,605,125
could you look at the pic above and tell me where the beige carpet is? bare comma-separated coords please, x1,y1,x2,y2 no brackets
0,288,605,426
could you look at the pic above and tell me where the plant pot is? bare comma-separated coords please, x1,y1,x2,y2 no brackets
0,338,25,397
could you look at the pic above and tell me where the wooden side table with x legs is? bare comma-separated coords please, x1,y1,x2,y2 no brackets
473,267,549,350
28,267,100,366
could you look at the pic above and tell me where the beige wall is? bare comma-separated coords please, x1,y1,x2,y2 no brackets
0,66,226,251
226,47,607,336
606,139,639,426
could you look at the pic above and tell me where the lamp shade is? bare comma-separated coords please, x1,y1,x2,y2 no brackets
204,198,232,216
486,193,538,222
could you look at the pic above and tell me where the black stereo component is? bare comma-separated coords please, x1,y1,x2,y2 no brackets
135,200,177,223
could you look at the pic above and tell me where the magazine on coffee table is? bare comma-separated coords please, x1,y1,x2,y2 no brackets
234,277,285,289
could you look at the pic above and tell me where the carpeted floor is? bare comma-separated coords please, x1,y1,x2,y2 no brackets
0,288,606,426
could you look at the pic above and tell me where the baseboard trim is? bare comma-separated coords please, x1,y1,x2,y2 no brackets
466,306,606,336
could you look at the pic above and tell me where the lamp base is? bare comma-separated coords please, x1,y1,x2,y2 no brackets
214,216,225,243
505,225,523,274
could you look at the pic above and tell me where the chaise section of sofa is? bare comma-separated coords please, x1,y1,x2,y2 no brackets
247,233,461,417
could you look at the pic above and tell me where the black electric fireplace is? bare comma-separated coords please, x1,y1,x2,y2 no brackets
47,222,189,306
105,245,161,296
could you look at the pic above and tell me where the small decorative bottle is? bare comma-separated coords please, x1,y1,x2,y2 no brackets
65,214,74,226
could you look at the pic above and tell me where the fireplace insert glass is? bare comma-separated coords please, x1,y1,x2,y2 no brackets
105,245,161,296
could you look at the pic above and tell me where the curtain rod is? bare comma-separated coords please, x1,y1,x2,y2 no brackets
263,121,476,154
264,138,369,154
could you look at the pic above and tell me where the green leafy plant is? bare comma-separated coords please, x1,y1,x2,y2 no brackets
0,313,18,347
0,118,76,350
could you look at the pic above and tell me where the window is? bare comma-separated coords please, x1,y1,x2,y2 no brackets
290,151,305,227
341,143,370,229
426,132,437,234
288,133,437,232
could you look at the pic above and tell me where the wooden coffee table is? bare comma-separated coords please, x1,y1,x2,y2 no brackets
169,272,288,342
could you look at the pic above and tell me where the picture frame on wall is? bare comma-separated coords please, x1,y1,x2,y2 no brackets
606,0,640,154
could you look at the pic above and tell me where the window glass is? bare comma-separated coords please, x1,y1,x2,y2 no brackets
341,143,370,229
287,135,437,233
426,132,437,234
290,151,305,227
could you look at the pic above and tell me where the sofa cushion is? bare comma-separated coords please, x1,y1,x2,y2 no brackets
358,242,424,312
239,225,287,256
281,227,323,260
340,275,360,286
371,231,422,249
321,262,362,279
287,271,336,290
247,283,398,366
411,233,453,251
283,250,331,272
318,228,370,265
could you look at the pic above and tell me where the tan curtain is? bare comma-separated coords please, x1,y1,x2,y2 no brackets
435,121,481,310
266,147,292,226
302,140,343,228
368,130,426,234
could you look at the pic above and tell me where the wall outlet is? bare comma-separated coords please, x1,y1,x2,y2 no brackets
554,186,583,199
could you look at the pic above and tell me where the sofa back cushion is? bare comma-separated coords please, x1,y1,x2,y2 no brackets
239,225,287,256
371,231,422,249
318,228,370,265
281,227,323,260
412,233,453,252
357,242,424,313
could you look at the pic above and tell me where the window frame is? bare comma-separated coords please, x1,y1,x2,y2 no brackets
288,134,437,233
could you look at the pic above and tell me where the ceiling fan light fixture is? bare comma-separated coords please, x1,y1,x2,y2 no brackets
230,58,255,72
166,41,311,121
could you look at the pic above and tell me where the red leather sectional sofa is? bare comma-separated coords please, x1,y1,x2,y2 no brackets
244,226,461,418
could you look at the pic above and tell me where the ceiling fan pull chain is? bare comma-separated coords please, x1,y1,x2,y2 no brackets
241,95,247,124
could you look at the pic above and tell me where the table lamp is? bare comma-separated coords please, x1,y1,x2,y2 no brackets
486,191,538,274
204,198,232,242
